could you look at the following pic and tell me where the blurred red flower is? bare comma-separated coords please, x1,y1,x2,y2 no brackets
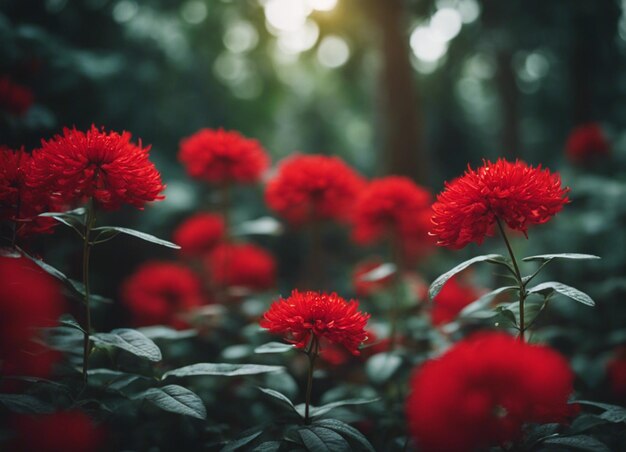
121,261,204,327
205,242,276,291
406,332,574,452
431,159,569,249
265,154,365,224
607,347,626,401
565,123,610,164
0,76,34,116
260,290,370,355
178,128,269,184
351,177,434,259
29,125,165,210
0,257,65,378
431,275,482,326
9,411,105,452
173,213,225,256
0,146,59,237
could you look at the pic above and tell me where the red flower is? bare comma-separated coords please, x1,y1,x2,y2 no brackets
8,411,105,452
178,128,269,184
431,159,569,249
205,242,276,292
352,177,433,250
431,275,483,326
565,123,610,164
173,213,225,256
406,332,574,452
260,290,370,355
0,76,34,116
0,256,65,378
121,261,204,327
607,347,626,401
265,154,365,224
29,125,165,210
352,259,395,297
0,146,59,236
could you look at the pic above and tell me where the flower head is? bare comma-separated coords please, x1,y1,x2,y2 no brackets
0,76,34,116
565,123,610,164
205,242,276,292
29,125,165,210
265,154,365,224
406,332,574,452
260,290,370,355
178,128,269,184
121,261,204,327
431,159,569,249
173,213,225,257
431,275,483,326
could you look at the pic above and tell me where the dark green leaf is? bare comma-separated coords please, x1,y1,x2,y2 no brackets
542,435,611,452
254,342,294,354
91,328,162,362
522,253,601,262
251,441,281,452
91,226,180,248
87,369,148,392
569,414,610,433
574,400,626,423
258,387,299,415
221,430,264,452
459,286,517,318
59,315,86,334
313,419,375,452
429,254,506,300
141,385,207,419
137,326,197,341
365,352,402,385
0,394,54,414
296,398,378,418
527,282,595,307
163,363,284,379
299,427,350,452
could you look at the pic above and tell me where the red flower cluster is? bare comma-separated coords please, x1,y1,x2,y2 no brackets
431,159,569,249
565,123,610,164
260,290,370,355
0,257,65,378
178,128,269,184
8,411,104,452
121,261,204,327
0,76,34,116
406,333,574,452
205,242,276,291
29,126,165,210
0,147,58,236
265,154,365,224
431,275,482,326
173,213,225,257
352,177,433,253
606,347,626,401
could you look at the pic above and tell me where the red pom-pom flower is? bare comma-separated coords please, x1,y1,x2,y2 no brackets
178,128,269,184
265,154,365,224
431,159,569,249
205,242,276,292
565,123,610,164
0,76,34,116
406,332,574,452
260,290,370,355
29,125,165,210
173,213,225,257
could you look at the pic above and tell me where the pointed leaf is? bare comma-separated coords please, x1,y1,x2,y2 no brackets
233,216,283,236
92,226,180,249
429,254,506,300
359,263,396,282
220,430,264,452
522,253,601,262
0,394,55,414
254,342,295,354
137,326,197,341
527,282,595,306
163,363,284,379
299,427,349,452
313,419,375,452
459,286,517,318
91,328,162,362
574,400,626,423
365,352,402,385
541,435,611,452
296,398,378,418
141,385,206,419
258,387,299,415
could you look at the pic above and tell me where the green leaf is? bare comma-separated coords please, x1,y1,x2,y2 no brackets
296,398,378,419
429,254,506,300
221,430,264,452
569,414,610,433
365,352,402,385
91,328,162,362
258,387,299,415
141,385,207,419
541,435,611,452
459,286,517,318
87,369,148,392
137,326,197,341
298,426,350,452
251,441,281,452
254,342,295,354
313,419,375,452
59,314,87,334
91,226,180,249
527,282,595,307
0,394,55,414
358,263,396,282
162,363,284,379
522,253,601,262
574,400,626,423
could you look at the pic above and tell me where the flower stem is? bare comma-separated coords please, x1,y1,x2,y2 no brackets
82,199,96,383
304,335,319,425
388,235,403,351
221,183,231,240
495,218,527,341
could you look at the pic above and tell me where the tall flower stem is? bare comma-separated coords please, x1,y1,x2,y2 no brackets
495,217,527,341
308,220,323,290
388,235,404,351
304,335,319,425
82,199,96,382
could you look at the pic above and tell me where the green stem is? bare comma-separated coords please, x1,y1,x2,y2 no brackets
308,221,322,290
304,335,319,425
495,218,526,341
82,200,96,382
388,235,404,351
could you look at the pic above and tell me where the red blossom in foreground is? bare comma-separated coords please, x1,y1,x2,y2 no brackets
0,76,34,116
265,154,365,224
173,213,225,256
205,242,276,291
29,125,165,210
8,411,105,452
0,147,58,236
0,257,65,378
406,332,574,452
352,177,434,258
260,290,370,355
121,261,204,327
431,275,483,326
565,123,610,164
607,347,626,401
431,159,569,249
178,128,269,184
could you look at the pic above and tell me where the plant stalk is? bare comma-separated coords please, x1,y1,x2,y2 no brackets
304,335,319,425
82,200,96,382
